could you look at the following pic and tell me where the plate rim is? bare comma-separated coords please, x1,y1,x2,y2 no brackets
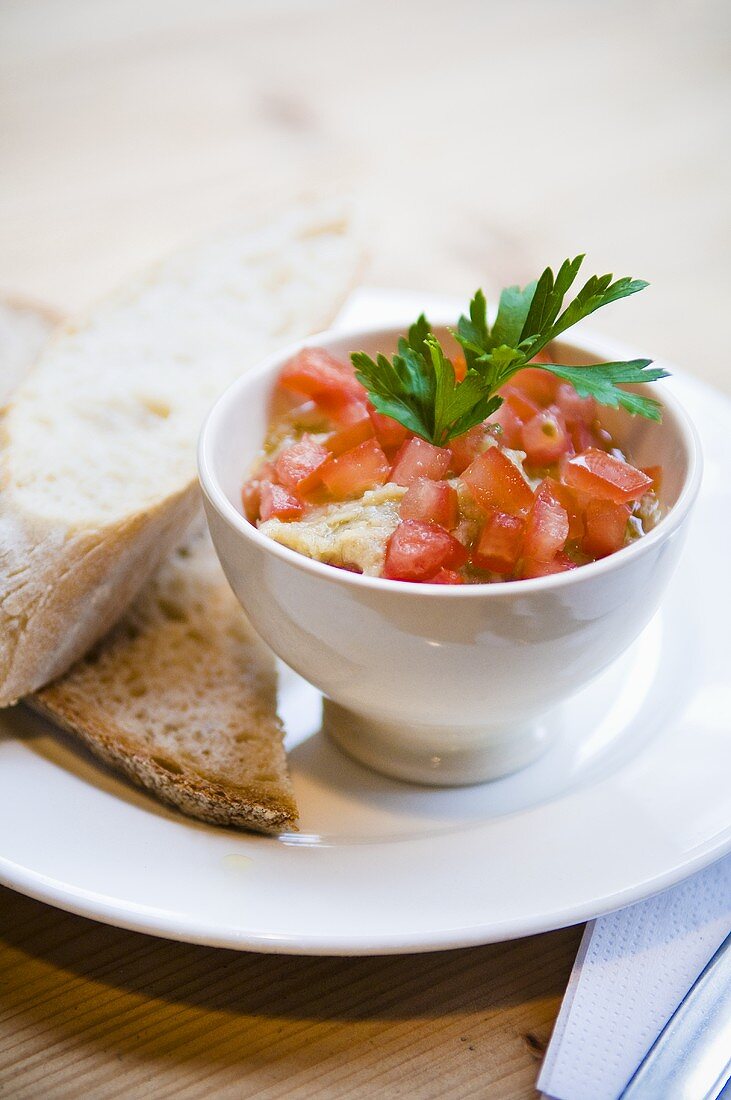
2,831,730,955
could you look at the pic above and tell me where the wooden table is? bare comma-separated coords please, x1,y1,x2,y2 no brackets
0,1,728,1096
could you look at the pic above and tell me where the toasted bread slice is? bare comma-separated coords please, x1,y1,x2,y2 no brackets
0,202,360,705
34,528,297,833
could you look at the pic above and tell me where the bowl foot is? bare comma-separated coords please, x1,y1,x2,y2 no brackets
322,699,555,786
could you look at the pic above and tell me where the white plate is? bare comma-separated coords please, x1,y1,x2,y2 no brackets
1,290,729,955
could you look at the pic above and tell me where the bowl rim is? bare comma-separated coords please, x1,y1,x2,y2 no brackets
198,320,704,598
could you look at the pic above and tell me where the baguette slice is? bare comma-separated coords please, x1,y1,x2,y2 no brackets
0,296,59,403
1,297,297,831
0,202,360,705
34,528,297,833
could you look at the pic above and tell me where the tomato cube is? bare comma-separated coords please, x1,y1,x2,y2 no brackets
542,477,586,540
320,396,372,427
241,481,261,523
426,568,465,585
279,347,365,406
568,419,595,454
400,478,459,529
556,382,595,425
521,552,577,579
449,425,492,474
460,447,535,514
274,438,329,493
642,465,663,493
514,366,559,406
453,354,467,382
521,408,572,466
259,482,303,522
502,386,541,422
325,412,375,456
487,402,523,449
383,520,467,581
390,437,452,487
563,448,653,504
241,461,276,522
369,410,410,449
472,511,525,574
319,438,391,499
523,481,570,561
582,499,630,558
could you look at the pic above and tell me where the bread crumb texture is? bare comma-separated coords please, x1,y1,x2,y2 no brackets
4,206,355,524
0,200,358,703
35,528,298,833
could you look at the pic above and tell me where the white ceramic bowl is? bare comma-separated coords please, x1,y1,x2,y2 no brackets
198,324,702,786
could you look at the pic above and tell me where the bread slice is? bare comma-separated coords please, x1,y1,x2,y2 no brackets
1,296,297,832
34,527,297,833
0,201,360,705
0,295,59,403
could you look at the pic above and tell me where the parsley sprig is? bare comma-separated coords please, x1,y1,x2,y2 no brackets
351,257,669,446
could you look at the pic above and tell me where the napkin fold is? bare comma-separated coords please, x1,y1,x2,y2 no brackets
538,854,731,1100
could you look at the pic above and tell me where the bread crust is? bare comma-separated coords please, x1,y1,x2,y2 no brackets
2,295,298,834
0,202,359,705
0,481,202,705
33,528,299,834
30,693,297,833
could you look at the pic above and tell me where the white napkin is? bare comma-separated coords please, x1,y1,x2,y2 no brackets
538,854,731,1100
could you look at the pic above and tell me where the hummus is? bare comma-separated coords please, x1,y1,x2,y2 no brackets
259,483,407,575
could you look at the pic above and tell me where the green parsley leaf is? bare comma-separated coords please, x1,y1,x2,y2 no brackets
540,360,669,421
455,289,491,371
351,258,666,445
490,281,537,348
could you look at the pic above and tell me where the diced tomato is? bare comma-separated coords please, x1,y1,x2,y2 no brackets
274,438,329,493
523,481,570,562
390,437,452,487
521,552,577,579
383,520,467,581
369,409,410,449
488,401,524,449
531,348,553,365
241,481,261,523
472,511,525,575
569,419,595,453
563,448,653,504
460,447,535,514
514,366,559,406
241,461,276,522
315,395,371,427
556,382,595,426
502,386,541,422
582,499,630,558
400,478,459,529
453,354,467,382
449,425,492,474
325,411,375,456
319,438,391,499
521,408,572,466
543,477,586,540
642,465,663,493
279,348,366,406
259,482,303,521
426,568,465,585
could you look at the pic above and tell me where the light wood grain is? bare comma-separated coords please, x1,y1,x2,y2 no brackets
0,888,581,1099
1,0,730,392
0,0,728,1096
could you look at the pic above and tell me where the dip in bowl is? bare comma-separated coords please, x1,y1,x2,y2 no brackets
199,322,701,785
